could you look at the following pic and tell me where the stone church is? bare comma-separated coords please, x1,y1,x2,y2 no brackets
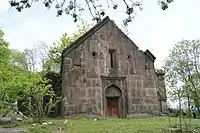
61,16,167,118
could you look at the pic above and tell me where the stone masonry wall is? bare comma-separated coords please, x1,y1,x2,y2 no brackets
61,19,161,117
156,72,168,113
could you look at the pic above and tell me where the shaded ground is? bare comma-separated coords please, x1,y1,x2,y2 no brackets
0,127,26,133
0,127,67,133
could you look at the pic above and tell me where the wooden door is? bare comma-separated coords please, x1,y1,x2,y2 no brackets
106,97,120,117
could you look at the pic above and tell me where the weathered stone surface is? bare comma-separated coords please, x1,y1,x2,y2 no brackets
0,117,12,124
0,128,26,133
61,16,167,118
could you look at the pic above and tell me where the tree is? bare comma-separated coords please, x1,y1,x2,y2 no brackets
9,0,174,26
0,29,12,116
0,29,56,121
24,48,37,71
32,41,50,77
45,21,89,72
163,39,200,114
0,29,11,83
10,49,28,70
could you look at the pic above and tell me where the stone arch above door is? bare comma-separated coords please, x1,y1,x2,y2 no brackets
105,85,122,118
105,85,122,97
101,77,126,118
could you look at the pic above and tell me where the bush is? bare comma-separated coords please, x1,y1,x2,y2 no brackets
168,108,187,117
23,79,56,123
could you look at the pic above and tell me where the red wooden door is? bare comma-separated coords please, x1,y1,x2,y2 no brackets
106,97,119,117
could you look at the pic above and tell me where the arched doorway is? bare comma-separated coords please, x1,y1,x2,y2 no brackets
105,85,122,118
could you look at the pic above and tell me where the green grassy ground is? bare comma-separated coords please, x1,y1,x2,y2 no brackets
27,117,200,133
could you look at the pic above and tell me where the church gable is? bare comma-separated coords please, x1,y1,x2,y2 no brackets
61,16,156,74
62,16,110,57
62,16,155,60
61,16,141,57
61,16,168,118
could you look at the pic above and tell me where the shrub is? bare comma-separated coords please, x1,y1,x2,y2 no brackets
24,79,56,123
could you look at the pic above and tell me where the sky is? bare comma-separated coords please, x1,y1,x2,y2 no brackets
1,0,200,69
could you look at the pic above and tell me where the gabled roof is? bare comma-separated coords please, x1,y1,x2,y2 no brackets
62,16,110,57
60,16,157,74
61,15,156,61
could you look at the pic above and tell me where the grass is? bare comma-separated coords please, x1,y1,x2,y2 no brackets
30,117,200,133
3,117,200,133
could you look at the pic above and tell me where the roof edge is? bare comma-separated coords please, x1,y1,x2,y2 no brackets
110,20,139,50
62,16,110,57
144,49,156,62
156,69,165,75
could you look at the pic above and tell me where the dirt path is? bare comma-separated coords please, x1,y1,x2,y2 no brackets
0,128,26,133
0,128,67,133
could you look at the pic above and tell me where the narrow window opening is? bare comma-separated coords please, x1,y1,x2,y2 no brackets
109,49,116,68
110,52,113,67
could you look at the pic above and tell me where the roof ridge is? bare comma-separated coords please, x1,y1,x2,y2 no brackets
62,16,110,56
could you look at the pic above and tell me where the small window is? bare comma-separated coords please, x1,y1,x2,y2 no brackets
73,51,81,66
99,52,104,59
128,54,131,59
92,52,97,57
109,49,116,68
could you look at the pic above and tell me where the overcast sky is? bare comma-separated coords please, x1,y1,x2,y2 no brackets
0,0,200,70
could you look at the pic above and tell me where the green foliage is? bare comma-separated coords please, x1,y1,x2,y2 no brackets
0,29,14,116
28,125,51,133
164,39,200,112
53,117,200,133
74,114,89,120
45,22,89,72
0,29,10,85
163,39,200,132
24,79,55,123
0,24,88,121
10,49,28,70
0,29,56,122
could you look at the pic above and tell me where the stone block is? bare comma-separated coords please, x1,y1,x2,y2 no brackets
136,80,141,88
142,89,146,97
97,102,101,109
131,88,135,97
0,117,12,124
96,93,101,100
88,89,96,97
86,106,93,113
132,98,140,104
87,67,98,78
67,106,76,113
136,89,140,97
129,68,135,74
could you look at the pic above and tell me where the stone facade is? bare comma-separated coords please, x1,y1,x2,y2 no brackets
61,16,167,118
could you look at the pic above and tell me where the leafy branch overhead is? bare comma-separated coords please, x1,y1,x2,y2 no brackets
9,0,174,26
